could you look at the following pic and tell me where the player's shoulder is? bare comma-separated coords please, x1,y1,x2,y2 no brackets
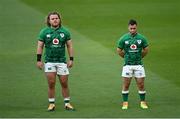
39,27,51,34
119,33,130,41
136,33,147,39
60,26,70,34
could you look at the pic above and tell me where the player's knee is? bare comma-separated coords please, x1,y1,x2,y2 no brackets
48,84,55,89
61,83,68,88
138,84,144,90
123,85,130,90
48,80,55,88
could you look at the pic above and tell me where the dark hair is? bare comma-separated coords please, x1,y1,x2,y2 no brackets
128,19,137,25
46,11,61,27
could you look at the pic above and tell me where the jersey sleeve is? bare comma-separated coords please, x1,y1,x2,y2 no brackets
117,37,124,49
63,28,71,41
142,36,148,48
66,31,71,41
37,29,46,42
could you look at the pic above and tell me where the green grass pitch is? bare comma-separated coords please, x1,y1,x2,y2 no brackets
0,0,180,118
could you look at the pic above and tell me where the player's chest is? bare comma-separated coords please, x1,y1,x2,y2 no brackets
45,31,66,44
124,38,143,50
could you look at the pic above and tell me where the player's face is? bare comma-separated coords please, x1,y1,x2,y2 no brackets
128,24,137,35
49,14,60,28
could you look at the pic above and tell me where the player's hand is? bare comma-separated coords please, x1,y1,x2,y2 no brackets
67,60,73,68
36,61,44,70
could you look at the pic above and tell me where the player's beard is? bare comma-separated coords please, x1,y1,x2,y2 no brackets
52,21,60,28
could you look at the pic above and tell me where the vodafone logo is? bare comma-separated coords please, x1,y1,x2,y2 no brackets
130,44,137,49
53,38,59,45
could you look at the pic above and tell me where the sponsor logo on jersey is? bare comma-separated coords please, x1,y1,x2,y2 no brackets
125,41,129,44
137,40,142,44
130,44,137,49
60,33,65,38
46,34,51,38
53,38,59,45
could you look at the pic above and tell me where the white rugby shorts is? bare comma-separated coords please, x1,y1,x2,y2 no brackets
122,65,145,78
44,63,69,75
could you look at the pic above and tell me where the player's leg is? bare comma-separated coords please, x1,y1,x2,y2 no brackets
44,63,57,111
57,63,74,110
135,77,146,101
121,65,133,109
122,77,132,101
59,75,69,100
46,72,56,111
135,77,148,109
122,77,132,109
58,75,74,110
135,65,148,109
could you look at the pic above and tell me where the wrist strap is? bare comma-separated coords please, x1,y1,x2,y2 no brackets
70,57,74,61
37,54,42,61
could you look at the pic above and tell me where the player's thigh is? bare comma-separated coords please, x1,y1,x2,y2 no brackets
45,72,57,87
44,63,57,73
59,75,68,86
134,65,146,78
44,63,57,84
135,77,145,90
135,77,145,84
56,63,69,76
122,77,132,90
122,77,132,85
122,65,133,78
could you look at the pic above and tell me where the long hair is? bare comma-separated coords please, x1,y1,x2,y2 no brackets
46,11,62,27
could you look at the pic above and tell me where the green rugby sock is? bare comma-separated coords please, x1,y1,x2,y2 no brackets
122,90,129,102
139,91,146,101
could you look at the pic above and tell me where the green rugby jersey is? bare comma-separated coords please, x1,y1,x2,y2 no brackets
38,26,71,63
117,33,148,65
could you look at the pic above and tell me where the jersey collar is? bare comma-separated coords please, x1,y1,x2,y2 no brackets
128,32,138,37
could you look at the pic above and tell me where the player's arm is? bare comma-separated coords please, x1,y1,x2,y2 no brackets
117,48,125,58
142,46,148,58
36,41,44,70
117,37,125,58
66,39,74,68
